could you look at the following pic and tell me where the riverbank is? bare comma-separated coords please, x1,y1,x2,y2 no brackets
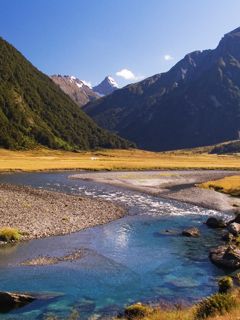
71,170,240,212
0,184,126,240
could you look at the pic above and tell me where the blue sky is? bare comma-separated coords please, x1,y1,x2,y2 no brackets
1,0,240,87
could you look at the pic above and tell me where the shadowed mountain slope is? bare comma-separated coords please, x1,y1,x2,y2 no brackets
0,37,133,150
84,27,240,151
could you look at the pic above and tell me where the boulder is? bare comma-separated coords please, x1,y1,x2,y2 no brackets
206,217,226,228
227,213,240,225
231,213,240,224
227,222,240,236
222,232,234,242
0,292,35,313
209,245,240,270
182,227,200,237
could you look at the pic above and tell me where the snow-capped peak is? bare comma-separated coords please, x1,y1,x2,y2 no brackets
92,76,119,96
106,76,119,88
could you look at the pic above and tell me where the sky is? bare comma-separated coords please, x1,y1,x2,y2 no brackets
1,0,240,87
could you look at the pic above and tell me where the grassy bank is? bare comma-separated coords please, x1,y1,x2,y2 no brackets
119,289,240,320
0,148,240,172
200,175,240,197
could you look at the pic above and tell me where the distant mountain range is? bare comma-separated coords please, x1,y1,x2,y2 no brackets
51,75,99,107
84,27,240,151
51,75,118,107
0,37,132,150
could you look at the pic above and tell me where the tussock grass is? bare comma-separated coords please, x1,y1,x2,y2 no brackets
0,227,21,242
0,148,240,172
118,290,240,320
199,176,240,197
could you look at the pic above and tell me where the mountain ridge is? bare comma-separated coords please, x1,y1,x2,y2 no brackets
51,75,119,107
0,37,133,150
51,75,99,107
83,27,240,151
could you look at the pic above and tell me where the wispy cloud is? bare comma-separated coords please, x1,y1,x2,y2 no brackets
116,68,143,81
164,54,174,61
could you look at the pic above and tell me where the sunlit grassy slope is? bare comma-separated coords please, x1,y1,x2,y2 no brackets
0,148,240,172
200,175,240,197
117,289,240,320
123,303,240,320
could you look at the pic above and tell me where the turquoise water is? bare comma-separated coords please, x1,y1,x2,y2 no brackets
0,172,228,319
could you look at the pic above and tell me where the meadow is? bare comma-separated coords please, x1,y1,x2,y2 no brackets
200,175,240,197
0,148,240,172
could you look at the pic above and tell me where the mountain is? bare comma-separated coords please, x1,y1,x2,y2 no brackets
51,75,99,107
84,27,240,151
93,76,118,96
0,37,133,150
210,140,240,154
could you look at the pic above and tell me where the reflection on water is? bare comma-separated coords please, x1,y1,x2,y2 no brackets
0,172,228,319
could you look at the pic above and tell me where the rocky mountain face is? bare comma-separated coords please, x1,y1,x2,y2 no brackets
84,27,240,151
51,75,99,107
0,37,133,150
51,75,119,107
93,76,119,96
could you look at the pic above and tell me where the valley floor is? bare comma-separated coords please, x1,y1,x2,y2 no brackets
0,148,240,172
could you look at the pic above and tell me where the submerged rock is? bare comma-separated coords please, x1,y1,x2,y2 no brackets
156,229,180,236
209,245,240,270
206,217,226,228
0,292,35,313
182,227,200,237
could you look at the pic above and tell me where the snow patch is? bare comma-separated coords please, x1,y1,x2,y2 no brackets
81,80,92,89
107,76,119,88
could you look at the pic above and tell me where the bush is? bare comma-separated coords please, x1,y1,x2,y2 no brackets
0,227,21,242
195,293,237,319
218,276,234,293
124,303,152,319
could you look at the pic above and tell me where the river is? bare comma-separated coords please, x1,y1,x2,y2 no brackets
0,172,228,319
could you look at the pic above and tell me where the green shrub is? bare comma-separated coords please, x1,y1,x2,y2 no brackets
195,293,237,319
124,303,152,319
0,227,21,242
218,276,234,293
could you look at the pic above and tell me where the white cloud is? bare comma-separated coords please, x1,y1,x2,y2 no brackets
164,54,174,61
116,68,137,80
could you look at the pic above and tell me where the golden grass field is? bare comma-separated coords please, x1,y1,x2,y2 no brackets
0,148,240,172
200,175,240,197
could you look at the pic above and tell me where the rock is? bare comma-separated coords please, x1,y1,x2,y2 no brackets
156,229,180,236
209,245,240,270
0,292,35,313
232,213,240,224
222,232,234,242
206,217,226,228
182,227,200,237
227,222,240,236
77,298,96,313
227,213,240,225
